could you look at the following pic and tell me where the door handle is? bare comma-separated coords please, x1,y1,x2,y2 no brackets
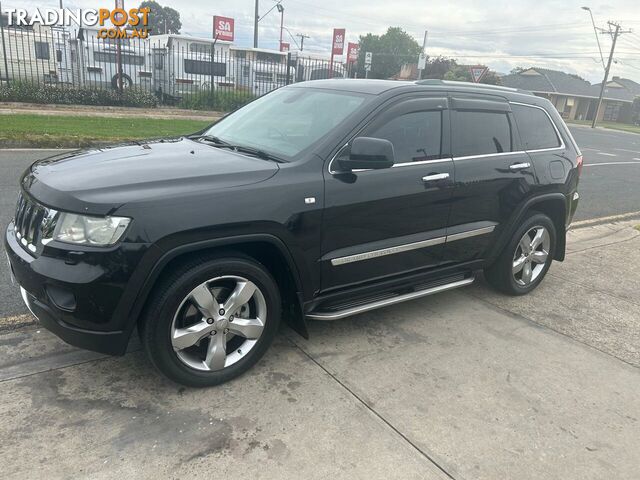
422,173,450,182
509,162,531,171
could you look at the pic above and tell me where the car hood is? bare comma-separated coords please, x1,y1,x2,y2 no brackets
22,138,279,215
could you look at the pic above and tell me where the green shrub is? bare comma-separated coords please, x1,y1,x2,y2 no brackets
0,81,158,108
178,90,256,112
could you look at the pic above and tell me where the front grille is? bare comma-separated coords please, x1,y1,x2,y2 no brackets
14,192,48,254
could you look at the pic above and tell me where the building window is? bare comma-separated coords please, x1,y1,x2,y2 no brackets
34,42,50,60
183,59,226,76
603,102,621,122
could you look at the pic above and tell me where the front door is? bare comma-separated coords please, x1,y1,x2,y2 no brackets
320,96,455,292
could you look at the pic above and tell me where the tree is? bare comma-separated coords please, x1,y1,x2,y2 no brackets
356,27,421,79
422,56,458,79
139,1,181,34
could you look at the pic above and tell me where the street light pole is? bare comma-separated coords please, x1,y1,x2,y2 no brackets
581,6,605,70
277,4,284,51
253,0,259,48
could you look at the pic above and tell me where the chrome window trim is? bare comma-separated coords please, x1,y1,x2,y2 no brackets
330,225,496,266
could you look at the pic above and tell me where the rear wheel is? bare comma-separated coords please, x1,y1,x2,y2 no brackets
484,213,556,295
141,256,281,387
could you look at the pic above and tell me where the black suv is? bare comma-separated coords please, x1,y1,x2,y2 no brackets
5,79,581,387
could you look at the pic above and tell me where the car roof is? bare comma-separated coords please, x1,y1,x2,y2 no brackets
291,78,536,102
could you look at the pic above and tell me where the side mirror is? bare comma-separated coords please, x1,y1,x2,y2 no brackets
338,137,395,171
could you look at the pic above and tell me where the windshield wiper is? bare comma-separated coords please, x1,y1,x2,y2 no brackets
190,135,285,163
229,145,286,163
189,134,230,146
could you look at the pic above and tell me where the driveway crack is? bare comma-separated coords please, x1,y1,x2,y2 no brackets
285,335,459,480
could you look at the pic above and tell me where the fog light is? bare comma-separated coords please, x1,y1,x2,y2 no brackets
46,285,77,312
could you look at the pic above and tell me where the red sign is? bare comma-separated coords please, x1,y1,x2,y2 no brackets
332,28,346,55
347,42,359,63
469,65,488,83
280,42,290,52
213,16,234,42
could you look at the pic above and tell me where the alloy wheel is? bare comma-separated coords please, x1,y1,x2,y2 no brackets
170,276,267,372
512,226,551,286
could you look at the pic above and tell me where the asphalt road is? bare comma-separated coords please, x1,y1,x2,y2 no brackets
1,126,639,320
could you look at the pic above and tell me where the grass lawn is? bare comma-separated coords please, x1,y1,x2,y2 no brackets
0,114,213,148
567,119,640,135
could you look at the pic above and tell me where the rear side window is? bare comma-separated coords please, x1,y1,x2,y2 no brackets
367,111,443,162
512,104,561,150
453,111,512,157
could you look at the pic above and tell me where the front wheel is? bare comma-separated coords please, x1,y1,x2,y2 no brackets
484,213,556,296
141,256,281,387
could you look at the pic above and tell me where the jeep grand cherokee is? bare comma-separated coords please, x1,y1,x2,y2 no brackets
5,79,581,387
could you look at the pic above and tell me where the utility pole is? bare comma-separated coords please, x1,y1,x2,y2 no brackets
296,33,309,51
253,0,259,48
591,22,631,128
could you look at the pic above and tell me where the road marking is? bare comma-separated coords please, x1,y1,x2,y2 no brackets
571,211,640,228
615,148,640,154
584,161,640,167
597,152,617,157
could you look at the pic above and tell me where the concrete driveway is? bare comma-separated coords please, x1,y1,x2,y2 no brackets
1,222,638,480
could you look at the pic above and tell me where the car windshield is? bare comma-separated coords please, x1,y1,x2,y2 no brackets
202,87,370,159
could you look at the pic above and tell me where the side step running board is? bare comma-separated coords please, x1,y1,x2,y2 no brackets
306,276,475,321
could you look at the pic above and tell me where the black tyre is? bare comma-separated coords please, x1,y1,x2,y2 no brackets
111,73,133,90
484,213,556,296
141,255,281,387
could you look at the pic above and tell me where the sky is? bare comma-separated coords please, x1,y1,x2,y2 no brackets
9,0,640,83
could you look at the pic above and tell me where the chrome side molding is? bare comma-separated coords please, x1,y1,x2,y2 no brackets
330,225,495,266
306,276,475,321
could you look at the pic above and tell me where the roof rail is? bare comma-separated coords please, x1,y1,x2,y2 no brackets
415,79,533,95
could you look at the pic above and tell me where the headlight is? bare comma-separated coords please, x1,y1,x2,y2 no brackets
46,213,131,246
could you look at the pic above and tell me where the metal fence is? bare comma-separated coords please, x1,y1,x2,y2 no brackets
0,23,358,110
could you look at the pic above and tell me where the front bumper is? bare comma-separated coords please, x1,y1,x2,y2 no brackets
19,286,128,355
5,221,149,356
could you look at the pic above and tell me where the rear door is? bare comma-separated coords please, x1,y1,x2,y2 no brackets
444,95,536,264
320,96,455,291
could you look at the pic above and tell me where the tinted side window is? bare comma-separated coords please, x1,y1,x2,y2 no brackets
512,104,561,150
453,111,512,157
367,111,443,163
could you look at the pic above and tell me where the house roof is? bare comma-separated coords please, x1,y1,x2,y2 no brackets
502,68,593,96
502,67,637,103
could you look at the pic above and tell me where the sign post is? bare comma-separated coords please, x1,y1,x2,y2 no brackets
330,28,345,79
280,42,290,52
469,65,488,83
115,0,124,94
347,42,359,77
364,51,372,78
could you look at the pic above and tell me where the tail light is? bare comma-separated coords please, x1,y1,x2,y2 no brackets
576,154,583,176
